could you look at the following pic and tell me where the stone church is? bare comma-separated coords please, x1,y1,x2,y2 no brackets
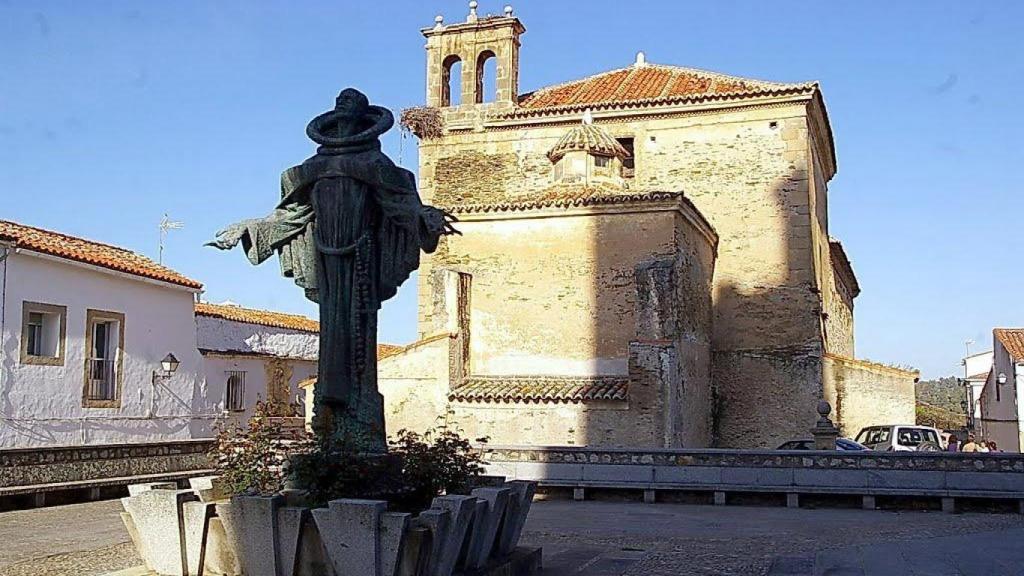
374,4,918,448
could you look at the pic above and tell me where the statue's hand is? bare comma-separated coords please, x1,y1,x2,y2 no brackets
421,206,461,237
205,221,252,250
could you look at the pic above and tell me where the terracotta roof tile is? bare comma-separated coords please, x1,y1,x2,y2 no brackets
665,72,712,97
966,372,990,381
621,66,672,100
438,186,684,214
995,328,1024,360
377,343,404,360
449,376,629,404
196,302,319,332
0,219,201,289
515,64,816,116
548,124,630,162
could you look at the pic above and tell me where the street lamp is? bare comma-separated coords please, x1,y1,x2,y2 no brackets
957,377,972,430
160,353,180,377
995,372,1008,402
148,353,180,419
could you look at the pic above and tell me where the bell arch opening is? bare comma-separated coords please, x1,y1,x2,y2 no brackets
475,50,497,104
442,54,463,106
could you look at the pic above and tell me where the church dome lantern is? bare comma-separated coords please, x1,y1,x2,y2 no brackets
548,111,631,184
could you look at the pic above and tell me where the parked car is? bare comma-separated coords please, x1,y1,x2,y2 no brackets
854,425,943,452
776,438,870,451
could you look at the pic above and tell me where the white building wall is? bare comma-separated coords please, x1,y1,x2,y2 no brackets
964,351,993,378
196,316,317,360
202,353,316,423
979,341,1022,452
195,316,318,423
1018,363,1024,453
0,251,212,448
963,351,992,424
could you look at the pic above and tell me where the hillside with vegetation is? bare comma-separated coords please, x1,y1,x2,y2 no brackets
915,376,966,430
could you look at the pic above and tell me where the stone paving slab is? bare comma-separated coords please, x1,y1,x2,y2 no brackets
0,500,131,569
3,498,1024,575
521,501,1024,576
765,526,1024,576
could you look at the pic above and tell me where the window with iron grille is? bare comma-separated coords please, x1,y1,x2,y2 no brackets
226,371,246,412
83,309,123,406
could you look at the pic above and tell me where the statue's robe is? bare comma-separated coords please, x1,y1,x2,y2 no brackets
230,145,441,443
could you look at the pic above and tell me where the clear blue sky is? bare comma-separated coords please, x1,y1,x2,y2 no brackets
2,1,1021,379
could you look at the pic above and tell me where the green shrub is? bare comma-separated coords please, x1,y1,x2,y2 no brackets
288,426,485,512
213,404,486,512
210,400,294,496
389,428,485,504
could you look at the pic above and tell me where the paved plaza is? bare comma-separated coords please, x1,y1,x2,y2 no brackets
1,499,1023,575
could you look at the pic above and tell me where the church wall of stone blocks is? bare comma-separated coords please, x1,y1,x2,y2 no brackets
376,6,917,448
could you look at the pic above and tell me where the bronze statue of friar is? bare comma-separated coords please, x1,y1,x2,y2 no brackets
208,88,458,452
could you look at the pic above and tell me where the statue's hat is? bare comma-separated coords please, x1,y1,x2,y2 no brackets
306,88,394,148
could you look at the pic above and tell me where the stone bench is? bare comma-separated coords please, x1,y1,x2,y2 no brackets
0,469,215,507
537,479,1024,511
481,445,1024,514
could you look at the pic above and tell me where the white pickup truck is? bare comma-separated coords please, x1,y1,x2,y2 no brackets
854,425,944,451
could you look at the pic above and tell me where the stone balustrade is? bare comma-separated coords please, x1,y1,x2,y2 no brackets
0,440,216,500
119,477,540,576
480,445,1024,512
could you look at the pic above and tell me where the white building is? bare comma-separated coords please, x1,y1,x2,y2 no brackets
979,329,1024,452
0,219,331,450
962,349,993,430
195,301,318,422
0,219,211,448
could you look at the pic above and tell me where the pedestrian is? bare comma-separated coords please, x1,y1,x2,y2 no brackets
946,434,960,452
961,434,981,452
986,440,1000,452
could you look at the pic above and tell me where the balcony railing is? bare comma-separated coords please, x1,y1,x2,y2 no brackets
86,358,116,400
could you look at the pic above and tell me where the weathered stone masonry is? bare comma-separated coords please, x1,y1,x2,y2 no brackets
372,7,916,448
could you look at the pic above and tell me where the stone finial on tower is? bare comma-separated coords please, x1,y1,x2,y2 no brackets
467,0,479,23
504,5,514,16
635,51,647,67
434,15,444,30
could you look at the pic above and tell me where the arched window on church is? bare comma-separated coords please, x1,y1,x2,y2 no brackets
442,55,462,107
475,50,497,104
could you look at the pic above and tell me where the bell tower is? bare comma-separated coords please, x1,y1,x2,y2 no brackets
422,2,525,109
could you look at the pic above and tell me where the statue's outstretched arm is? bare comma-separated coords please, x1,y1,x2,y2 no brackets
206,204,314,264
421,206,460,237
206,219,259,251
418,206,460,253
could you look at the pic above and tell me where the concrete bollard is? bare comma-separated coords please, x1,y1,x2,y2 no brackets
464,487,511,569
313,499,388,576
